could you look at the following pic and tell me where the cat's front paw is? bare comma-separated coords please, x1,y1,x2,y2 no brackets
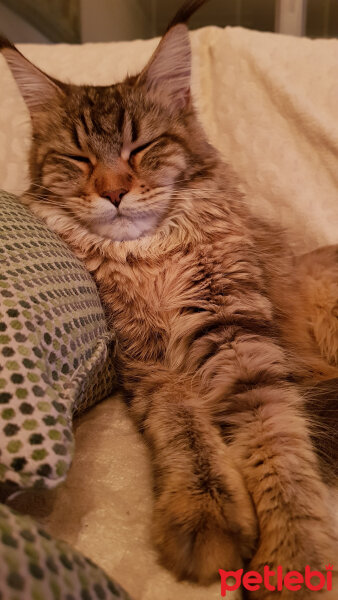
152,480,257,584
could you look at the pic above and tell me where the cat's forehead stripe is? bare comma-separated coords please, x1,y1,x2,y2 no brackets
72,124,82,151
80,112,91,136
131,117,139,143
121,112,141,159
117,106,125,133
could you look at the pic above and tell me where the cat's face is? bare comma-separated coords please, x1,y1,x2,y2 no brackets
1,25,215,242
29,82,192,241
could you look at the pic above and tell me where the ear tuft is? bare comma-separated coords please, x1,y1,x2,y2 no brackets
166,0,210,31
137,24,191,111
0,33,14,50
1,44,63,113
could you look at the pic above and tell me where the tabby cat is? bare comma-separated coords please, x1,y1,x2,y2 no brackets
1,0,338,597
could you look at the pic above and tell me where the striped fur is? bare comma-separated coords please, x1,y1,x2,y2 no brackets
2,2,338,596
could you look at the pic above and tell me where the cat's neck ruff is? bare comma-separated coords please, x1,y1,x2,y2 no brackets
21,193,199,264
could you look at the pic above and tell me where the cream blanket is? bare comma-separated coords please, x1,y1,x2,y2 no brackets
1,26,338,600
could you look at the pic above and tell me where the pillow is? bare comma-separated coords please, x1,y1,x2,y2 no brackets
0,503,133,600
0,191,116,494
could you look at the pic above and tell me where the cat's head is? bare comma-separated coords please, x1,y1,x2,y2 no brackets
0,21,217,242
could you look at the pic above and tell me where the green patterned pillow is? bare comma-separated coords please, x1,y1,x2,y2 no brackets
0,191,116,494
0,503,132,600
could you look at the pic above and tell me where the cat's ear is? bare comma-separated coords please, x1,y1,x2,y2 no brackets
0,35,64,114
137,24,191,110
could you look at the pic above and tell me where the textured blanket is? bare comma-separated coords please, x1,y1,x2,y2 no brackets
1,26,338,600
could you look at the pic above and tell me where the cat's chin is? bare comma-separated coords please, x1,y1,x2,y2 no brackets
89,213,160,242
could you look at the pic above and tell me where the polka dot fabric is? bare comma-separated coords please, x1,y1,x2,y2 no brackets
0,192,116,492
0,504,132,600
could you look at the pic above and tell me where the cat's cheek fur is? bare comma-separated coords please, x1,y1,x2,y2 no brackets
42,175,83,197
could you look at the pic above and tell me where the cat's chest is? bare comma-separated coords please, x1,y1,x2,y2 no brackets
103,249,206,315
90,245,222,361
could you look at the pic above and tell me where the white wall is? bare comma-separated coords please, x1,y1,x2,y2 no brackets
80,0,151,42
0,1,50,43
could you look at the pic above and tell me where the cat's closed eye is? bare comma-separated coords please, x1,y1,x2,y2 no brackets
129,140,154,158
63,154,91,164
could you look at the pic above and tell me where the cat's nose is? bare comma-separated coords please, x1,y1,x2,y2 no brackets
102,188,127,207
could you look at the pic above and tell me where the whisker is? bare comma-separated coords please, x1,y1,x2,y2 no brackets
30,183,62,194
23,197,73,209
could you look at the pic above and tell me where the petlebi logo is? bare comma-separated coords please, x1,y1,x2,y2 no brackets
219,564,334,596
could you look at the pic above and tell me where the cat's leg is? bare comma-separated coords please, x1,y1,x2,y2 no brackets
120,363,257,584
229,385,337,598
206,332,338,598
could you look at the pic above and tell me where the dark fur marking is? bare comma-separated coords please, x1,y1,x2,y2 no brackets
191,317,275,351
137,400,154,433
259,471,275,482
80,112,90,135
131,116,139,142
173,406,232,499
190,319,228,345
166,0,210,31
230,374,289,396
72,125,82,151
252,459,265,468
195,340,220,371
117,106,125,133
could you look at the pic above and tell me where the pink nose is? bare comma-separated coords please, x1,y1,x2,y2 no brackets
102,188,127,207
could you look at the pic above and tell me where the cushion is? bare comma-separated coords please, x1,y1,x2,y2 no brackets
0,503,133,600
0,191,116,494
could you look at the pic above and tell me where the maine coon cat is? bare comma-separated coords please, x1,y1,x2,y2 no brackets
1,0,338,596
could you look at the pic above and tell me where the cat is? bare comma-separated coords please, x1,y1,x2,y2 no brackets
1,0,338,597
